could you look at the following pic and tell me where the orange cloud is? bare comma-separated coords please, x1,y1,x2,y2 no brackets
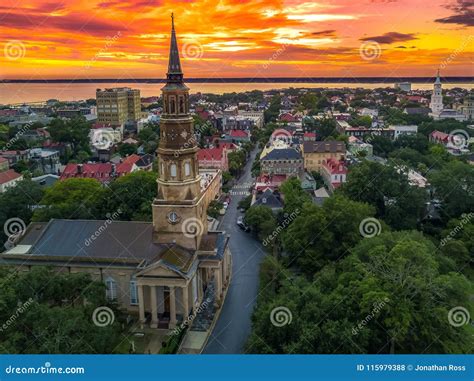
0,0,472,79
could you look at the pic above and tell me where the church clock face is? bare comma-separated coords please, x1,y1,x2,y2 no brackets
167,211,180,224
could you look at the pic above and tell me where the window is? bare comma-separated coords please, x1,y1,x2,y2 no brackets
184,162,191,177
170,163,177,178
179,96,185,114
170,98,176,114
105,277,117,301
161,162,165,176
130,279,138,305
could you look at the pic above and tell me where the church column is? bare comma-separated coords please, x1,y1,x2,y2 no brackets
182,284,189,318
216,267,222,302
169,286,177,329
150,286,159,328
138,285,145,327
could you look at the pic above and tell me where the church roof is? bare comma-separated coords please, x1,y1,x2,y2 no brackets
1,220,227,276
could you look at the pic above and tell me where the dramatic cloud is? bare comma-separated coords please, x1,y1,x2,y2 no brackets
435,0,474,27
360,32,417,44
0,0,471,78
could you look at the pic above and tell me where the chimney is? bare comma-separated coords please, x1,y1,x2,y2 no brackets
77,164,83,174
111,163,117,177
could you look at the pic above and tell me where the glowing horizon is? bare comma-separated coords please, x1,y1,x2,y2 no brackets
0,0,473,80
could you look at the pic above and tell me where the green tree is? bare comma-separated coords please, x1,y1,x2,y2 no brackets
0,267,123,354
341,161,427,230
429,161,474,219
102,171,158,221
0,179,44,245
32,178,105,221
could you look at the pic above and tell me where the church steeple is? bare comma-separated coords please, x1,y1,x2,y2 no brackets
153,13,206,250
167,13,183,82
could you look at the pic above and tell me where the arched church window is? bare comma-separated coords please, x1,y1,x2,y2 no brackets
170,163,177,178
179,96,185,114
130,278,138,305
105,277,117,301
184,162,191,177
170,97,176,114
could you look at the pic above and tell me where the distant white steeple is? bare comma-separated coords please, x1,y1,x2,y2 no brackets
430,69,443,115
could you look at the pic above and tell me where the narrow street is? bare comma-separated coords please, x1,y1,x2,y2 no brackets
203,148,267,354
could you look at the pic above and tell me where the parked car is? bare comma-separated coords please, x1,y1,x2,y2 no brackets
223,201,229,209
236,216,250,232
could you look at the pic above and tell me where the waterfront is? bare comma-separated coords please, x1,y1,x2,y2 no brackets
1,81,473,105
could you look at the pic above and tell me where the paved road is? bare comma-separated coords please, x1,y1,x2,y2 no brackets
203,148,266,354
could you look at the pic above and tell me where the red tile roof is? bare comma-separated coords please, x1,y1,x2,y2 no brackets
229,130,249,138
430,130,449,141
0,169,22,185
60,162,136,183
122,154,141,165
198,148,223,161
323,158,347,175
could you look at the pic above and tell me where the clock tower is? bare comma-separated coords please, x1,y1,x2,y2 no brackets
152,14,207,250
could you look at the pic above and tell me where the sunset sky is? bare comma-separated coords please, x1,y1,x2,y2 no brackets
0,0,473,79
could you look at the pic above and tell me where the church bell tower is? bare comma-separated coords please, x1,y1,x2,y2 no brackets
152,14,207,250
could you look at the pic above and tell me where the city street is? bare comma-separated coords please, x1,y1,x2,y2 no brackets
203,148,267,354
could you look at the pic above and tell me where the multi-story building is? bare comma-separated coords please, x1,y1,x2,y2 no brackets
0,169,23,193
302,140,346,172
390,125,418,139
457,94,474,120
96,87,141,126
261,147,303,176
321,158,347,192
